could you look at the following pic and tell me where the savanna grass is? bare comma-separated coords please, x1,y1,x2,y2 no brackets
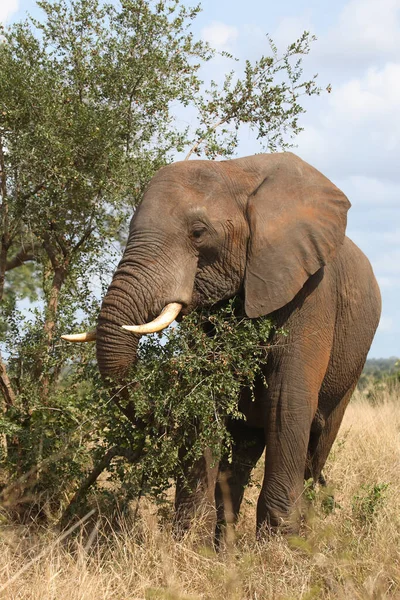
0,386,399,599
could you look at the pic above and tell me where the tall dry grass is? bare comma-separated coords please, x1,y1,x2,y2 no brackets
1,386,399,599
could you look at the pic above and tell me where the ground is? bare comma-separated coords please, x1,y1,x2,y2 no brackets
0,385,399,599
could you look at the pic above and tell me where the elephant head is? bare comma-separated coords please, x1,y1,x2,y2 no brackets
64,152,350,381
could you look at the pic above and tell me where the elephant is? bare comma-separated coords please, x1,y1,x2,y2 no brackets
63,152,381,538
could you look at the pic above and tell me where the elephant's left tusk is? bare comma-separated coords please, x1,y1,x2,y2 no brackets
61,331,97,342
122,302,182,334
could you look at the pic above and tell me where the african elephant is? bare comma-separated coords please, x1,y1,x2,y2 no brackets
64,152,381,537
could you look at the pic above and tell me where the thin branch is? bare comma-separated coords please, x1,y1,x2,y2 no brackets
126,75,146,153
20,182,45,201
184,117,226,161
72,225,95,254
0,134,7,205
184,43,313,161
5,246,39,271
0,134,11,300
51,226,69,258
60,442,145,526
42,233,59,270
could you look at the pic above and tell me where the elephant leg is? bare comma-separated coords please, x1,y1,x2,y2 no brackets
174,446,219,542
304,406,327,483
305,383,356,483
257,418,314,534
214,420,265,547
256,358,325,535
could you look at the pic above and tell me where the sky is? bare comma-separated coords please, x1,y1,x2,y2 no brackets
1,0,399,358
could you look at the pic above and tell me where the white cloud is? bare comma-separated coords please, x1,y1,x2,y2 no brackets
317,0,400,70
297,61,400,182
329,63,400,123
383,229,400,245
337,0,400,53
0,0,19,23
201,21,239,51
339,176,400,207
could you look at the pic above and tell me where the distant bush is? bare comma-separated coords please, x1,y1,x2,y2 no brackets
357,357,399,392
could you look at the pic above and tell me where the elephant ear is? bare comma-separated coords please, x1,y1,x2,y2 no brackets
241,153,350,318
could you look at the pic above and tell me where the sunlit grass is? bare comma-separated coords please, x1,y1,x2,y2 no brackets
1,386,399,599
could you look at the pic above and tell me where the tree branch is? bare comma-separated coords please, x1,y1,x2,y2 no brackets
20,183,45,201
0,134,7,205
184,117,226,161
72,225,95,254
42,233,60,270
0,352,16,408
35,264,67,398
5,247,39,271
0,134,11,301
52,229,69,259
59,442,145,526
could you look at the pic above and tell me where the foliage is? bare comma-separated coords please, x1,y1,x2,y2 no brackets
122,298,276,498
303,478,336,518
0,0,211,310
352,482,389,524
186,32,320,159
1,297,277,515
0,0,322,517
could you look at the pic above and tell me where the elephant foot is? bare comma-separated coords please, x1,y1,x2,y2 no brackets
256,502,301,539
173,504,217,547
172,513,190,541
214,520,225,550
214,519,236,551
256,519,300,540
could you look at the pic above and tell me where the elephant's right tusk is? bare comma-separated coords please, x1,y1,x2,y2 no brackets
61,331,97,343
122,302,182,334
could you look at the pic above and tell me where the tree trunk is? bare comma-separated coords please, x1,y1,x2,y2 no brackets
0,133,10,301
0,353,15,408
0,135,16,460
36,265,67,400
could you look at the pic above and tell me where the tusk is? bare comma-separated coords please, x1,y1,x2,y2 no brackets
122,302,182,334
61,331,96,343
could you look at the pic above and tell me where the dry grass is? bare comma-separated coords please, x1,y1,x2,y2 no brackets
1,386,400,599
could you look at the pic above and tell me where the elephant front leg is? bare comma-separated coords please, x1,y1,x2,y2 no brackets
256,385,316,535
215,420,265,548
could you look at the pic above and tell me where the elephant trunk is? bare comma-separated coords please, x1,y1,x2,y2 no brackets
96,256,159,381
96,247,194,381
96,280,141,382
95,223,198,382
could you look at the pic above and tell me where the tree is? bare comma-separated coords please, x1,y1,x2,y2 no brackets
0,0,321,518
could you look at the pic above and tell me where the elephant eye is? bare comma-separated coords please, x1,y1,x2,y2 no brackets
191,226,207,240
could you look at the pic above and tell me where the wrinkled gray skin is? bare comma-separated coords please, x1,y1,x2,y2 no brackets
96,152,381,538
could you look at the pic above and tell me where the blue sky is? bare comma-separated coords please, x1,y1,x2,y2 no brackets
2,0,399,358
